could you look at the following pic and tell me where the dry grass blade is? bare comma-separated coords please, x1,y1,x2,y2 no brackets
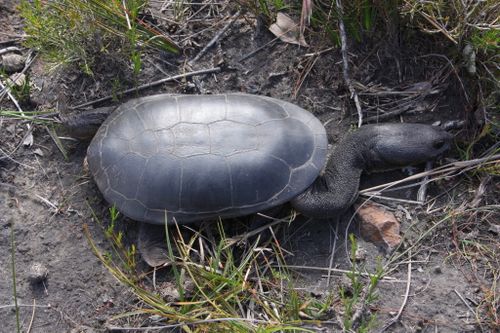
335,0,363,127
64,0,180,53
269,12,308,47
83,211,337,332
188,10,241,66
70,67,221,109
359,154,500,197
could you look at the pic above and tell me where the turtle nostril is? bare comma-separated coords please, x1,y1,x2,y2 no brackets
433,140,445,150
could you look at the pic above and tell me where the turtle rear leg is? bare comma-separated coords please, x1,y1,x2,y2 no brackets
60,106,114,140
138,223,172,267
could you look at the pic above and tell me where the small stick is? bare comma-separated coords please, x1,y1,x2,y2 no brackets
0,46,22,55
283,265,401,281
292,55,319,98
360,105,413,124
26,299,36,333
378,252,412,332
237,36,280,63
419,54,469,103
453,289,476,315
0,146,34,169
359,154,500,195
188,10,241,66
224,212,295,247
326,222,339,287
304,46,335,57
44,125,68,161
359,194,424,205
70,67,221,109
351,282,378,328
335,0,363,127
417,161,433,202
107,317,270,331
34,193,59,211
0,32,25,38
0,80,24,114
0,303,51,309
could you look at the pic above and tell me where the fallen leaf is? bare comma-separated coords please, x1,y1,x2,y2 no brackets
23,132,34,147
33,148,44,156
358,203,401,250
269,12,308,47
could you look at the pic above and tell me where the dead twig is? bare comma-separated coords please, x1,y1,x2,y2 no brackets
419,54,469,103
454,289,476,315
188,10,241,66
350,285,372,328
44,125,68,161
292,55,319,99
224,212,295,247
237,36,280,63
0,46,22,55
70,67,221,109
378,252,412,332
470,174,491,208
107,317,271,331
361,103,417,124
0,303,51,310
26,299,36,333
417,161,433,202
304,47,335,57
335,0,363,127
359,154,500,196
0,80,24,114
326,222,339,287
0,146,35,169
284,265,402,282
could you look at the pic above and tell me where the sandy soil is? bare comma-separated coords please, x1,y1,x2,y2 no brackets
1,1,497,332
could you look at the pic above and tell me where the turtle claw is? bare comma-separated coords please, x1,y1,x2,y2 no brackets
137,223,172,267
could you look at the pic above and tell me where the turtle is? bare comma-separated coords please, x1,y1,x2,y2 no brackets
69,93,452,265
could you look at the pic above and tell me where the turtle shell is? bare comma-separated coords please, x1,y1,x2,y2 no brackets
87,94,328,224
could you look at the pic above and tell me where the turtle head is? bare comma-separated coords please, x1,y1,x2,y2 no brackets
361,123,453,171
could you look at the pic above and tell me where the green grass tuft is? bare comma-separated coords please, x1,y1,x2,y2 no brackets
19,0,179,75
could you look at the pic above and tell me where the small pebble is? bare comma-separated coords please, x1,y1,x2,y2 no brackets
488,224,500,235
28,262,49,283
1,53,25,73
433,265,442,274
354,247,367,261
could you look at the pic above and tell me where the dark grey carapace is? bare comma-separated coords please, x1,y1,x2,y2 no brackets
87,93,452,225
87,94,328,224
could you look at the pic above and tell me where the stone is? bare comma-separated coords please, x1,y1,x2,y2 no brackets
1,53,25,73
358,203,401,250
28,262,49,283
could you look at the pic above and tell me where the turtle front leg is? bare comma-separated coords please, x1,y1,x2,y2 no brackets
290,152,363,219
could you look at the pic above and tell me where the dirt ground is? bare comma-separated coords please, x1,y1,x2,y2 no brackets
1,1,498,332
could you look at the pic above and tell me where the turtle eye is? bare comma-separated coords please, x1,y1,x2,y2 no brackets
433,139,445,150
